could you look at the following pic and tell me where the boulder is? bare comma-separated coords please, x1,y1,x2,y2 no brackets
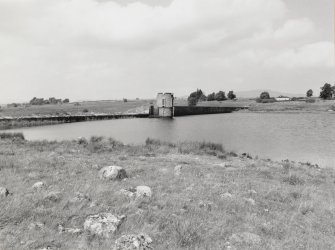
32,182,45,190
115,234,152,250
84,213,126,238
99,166,127,180
0,187,9,197
136,186,152,198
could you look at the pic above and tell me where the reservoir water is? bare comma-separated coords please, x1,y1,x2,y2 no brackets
6,112,335,168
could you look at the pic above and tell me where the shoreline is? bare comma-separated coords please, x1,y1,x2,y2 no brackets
0,135,334,249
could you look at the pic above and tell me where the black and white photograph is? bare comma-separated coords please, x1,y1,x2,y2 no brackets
0,0,334,249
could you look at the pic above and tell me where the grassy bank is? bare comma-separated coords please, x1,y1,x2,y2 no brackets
0,100,150,118
176,99,335,112
0,135,334,249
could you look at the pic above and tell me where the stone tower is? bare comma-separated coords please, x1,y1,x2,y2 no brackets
156,93,174,118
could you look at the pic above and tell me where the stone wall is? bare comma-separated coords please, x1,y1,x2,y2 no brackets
173,106,239,117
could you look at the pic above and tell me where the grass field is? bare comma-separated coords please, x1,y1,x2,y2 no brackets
176,98,335,112
0,100,151,117
0,134,334,249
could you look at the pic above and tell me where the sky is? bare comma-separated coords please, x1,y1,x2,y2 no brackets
0,0,334,103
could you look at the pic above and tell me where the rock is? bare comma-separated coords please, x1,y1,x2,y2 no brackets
99,166,127,180
248,190,257,195
119,188,136,198
70,192,91,202
32,182,45,190
174,165,182,176
58,225,83,235
230,232,261,246
244,198,256,206
136,186,152,198
28,222,45,230
199,201,212,211
0,187,9,197
221,192,233,199
115,234,153,250
84,213,126,238
44,192,62,203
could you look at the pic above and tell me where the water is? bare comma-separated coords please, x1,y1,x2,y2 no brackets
6,112,335,168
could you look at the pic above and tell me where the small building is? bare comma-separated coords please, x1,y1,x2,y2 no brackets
275,96,291,102
150,93,174,118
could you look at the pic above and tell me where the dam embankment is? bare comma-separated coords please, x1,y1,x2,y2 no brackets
1,106,247,129
0,113,149,130
173,106,242,116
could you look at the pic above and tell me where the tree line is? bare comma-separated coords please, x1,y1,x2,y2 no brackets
187,89,236,106
29,97,70,105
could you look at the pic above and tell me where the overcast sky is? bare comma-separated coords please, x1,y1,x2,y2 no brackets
0,0,334,103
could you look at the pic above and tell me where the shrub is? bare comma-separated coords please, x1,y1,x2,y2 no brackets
89,136,104,143
87,136,122,153
199,141,224,152
283,174,304,185
256,98,276,103
145,138,175,148
0,132,25,140
82,108,89,113
77,137,88,145
305,98,316,103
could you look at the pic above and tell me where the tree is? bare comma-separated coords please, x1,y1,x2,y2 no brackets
215,91,227,101
320,83,334,99
207,92,216,101
306,89,313,97
227,91,236,100
63,98,70,103
187,89,207,106
188,96,198,106
260,92,270,99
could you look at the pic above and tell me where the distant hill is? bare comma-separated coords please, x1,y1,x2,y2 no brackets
236,90,305,99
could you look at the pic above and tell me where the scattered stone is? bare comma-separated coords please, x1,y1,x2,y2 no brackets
115,234,153,250
174,165,182,176
84,213,126,238
199,201,212,211
221,192,233,199
32,182,46,190
136,186,152,198
230,232,261,246
99,166,127,180
186,184,194,191
44,192,62,203
244,198,256,206
71,192,91,202
119,188,136,198
89,201,97,208
38,247,53,250
58,225,83,235
28,222,45,230
0,187,9,197
248,190,257,195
